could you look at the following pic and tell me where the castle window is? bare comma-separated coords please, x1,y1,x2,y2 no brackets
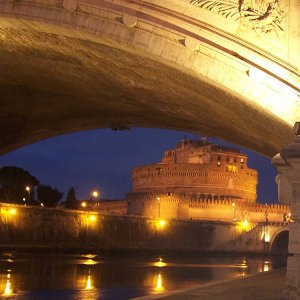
217,161,221,166
226,165,237,173
226,157,229,162
241,158,244,163
218,155,221,161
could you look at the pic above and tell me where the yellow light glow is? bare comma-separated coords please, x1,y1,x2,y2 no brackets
92,191,99,198
9,209,16,215
25,186,30,192
83,259,98,265
159,220,165,226
241,259,248,269
3,273,12,296
154,258,167,268
226,165,237,172
154,273,164,293
237,220,251,232
156,219,166,229
264,233,270,243
262,227,270,242
81,202,87,208
263,261,270,272
85,274,93,290
89,215,96,222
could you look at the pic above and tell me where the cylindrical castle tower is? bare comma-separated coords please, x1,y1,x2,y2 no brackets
131,139,257,201
127,139,258,218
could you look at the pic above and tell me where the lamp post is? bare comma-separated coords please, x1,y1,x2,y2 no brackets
91,190,99,201
232,202,236,221
25,186,31,206
157,197,160,219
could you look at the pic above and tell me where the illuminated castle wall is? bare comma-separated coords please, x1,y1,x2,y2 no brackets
127,139,289,222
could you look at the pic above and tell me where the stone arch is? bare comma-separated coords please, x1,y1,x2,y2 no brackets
0,1,298,155
270,228,289,255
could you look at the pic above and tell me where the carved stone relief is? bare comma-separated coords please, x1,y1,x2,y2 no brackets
190,0,284,33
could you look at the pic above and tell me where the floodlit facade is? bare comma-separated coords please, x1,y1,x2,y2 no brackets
127,139,289,222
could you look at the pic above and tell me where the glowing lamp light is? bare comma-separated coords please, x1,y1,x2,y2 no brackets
89,215,96,222
154,273,164,293
83,259,98,266
159,220,165,227
156,219,166,229
3,273,12,296
92,191,99,198
237,220,250,232
154,257,167,268
264,232,271,243
85,274,93,290
9,209,16,215
241,258,248,269
81,202,87,208
263,261,270,272
25,186,30,192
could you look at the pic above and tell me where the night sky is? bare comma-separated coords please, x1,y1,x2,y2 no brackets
0,128,278,203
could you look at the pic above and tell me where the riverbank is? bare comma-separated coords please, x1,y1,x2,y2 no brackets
0,244,286,258
133,268,286,300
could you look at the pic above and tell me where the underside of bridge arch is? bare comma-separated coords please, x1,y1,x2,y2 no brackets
270,230,289,255
0,17,294,156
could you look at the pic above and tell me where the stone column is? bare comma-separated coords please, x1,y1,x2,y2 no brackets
272,122,300,300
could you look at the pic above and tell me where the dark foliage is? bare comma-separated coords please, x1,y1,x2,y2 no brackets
65,187,78,209
37,185,63,207
0,166,39,204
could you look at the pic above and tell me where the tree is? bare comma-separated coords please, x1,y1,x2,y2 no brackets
0,166,39,204
37,185,63,207
65,187,78,209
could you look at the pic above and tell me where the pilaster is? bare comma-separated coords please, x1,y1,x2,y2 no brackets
272,122,300,300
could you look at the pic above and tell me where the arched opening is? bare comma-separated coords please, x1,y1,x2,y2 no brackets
271,230,289,255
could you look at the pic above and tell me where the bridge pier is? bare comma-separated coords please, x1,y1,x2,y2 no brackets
272,122,300,300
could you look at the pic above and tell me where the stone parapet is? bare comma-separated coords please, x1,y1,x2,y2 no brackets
127,192,289,223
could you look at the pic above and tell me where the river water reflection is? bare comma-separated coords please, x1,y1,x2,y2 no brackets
0,253,286,299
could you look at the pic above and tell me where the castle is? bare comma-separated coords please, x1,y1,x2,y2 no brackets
126,139,289,223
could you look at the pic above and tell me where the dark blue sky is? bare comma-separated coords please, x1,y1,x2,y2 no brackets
0,128,278,203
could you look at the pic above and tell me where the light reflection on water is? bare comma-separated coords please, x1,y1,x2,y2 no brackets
0,253,286,300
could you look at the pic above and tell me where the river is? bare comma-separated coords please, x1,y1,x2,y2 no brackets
0,252,287,299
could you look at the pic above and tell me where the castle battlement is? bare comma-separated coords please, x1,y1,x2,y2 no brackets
127,139,289,222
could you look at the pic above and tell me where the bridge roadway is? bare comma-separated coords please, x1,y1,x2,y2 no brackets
0,0,299,155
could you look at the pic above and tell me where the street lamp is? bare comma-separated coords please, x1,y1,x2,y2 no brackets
157,197,160,219
91,190,99,201
25,186,31,206
232,202,236,220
